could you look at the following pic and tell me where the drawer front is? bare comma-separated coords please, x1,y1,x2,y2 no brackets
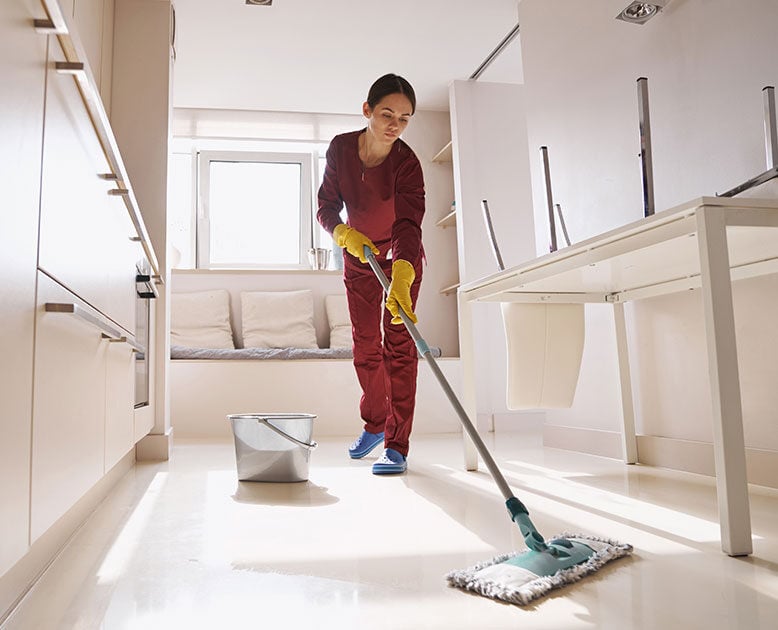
38,39,139,334
30,273,107,542
105,340,135,472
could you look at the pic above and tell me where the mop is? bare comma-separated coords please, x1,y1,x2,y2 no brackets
364,239,632,606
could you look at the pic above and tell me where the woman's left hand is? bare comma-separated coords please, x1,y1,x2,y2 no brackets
386,259,417,324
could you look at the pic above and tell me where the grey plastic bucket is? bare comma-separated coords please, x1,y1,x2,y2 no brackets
227,413,317,482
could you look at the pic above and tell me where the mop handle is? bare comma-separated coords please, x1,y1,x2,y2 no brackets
364,247,515,501
364,248,548,552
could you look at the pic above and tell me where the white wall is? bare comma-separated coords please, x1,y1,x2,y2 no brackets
449,80,537,419
519,0,778,453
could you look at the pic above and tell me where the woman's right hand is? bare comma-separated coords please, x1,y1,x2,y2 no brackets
333,224,379,263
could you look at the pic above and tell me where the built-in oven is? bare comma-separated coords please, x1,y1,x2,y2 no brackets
134,260,156,408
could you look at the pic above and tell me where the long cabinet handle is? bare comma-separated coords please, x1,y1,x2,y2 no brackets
36,0,161,280
55,61,85,75
101,333,127,343
45,302,142,352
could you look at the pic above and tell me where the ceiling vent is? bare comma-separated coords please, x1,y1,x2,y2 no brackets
245,0,272,5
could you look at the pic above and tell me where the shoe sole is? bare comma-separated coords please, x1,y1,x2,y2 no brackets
372,464,407,475
348,436,384,459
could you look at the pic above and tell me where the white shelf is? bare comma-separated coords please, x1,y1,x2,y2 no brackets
435,209,456,228
440,282,460,295
431,141,452,163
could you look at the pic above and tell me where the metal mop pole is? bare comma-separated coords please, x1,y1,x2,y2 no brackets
637,77,655,217
541,146,557,252
764,86,777,169
555,204,572,247
480,200,506,271
718,85,778,197
364,246,549,553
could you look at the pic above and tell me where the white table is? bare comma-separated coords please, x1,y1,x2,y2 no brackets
457,196,778,556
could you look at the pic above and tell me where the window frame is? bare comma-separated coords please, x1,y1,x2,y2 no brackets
196,150,314,270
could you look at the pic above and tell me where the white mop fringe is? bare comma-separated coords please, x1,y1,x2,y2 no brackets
445,532,633,606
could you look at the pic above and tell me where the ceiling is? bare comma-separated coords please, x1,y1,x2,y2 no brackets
171,0,523,115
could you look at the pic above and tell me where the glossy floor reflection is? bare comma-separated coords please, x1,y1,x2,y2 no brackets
5,431,778,629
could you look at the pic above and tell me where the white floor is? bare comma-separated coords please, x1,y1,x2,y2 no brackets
4,430,778,630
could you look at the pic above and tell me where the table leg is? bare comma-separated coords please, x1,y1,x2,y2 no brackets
696,208,752,556
456,291,479,471
613,302,638,464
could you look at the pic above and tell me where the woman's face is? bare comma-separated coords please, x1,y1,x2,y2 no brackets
363,93,413,146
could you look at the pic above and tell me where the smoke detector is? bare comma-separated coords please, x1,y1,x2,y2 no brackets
615,1,670,25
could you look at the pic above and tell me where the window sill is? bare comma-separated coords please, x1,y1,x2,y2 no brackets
172,268,342,276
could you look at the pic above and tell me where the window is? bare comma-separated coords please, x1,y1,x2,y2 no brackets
197,151,313,269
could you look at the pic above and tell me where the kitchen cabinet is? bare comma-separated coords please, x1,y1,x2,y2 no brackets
31,274,110,541
31,273,139,541
105,334,137,472
38,35,140,334
0,0,48,578
1,0,160,612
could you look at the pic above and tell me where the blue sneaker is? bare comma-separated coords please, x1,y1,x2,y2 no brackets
372,448,407,475
348,430,384,459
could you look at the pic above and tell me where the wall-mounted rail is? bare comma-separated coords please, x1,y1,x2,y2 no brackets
469,22,521,80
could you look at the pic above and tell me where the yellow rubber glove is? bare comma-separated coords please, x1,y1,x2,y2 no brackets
333,224,379,263
386,259,417,325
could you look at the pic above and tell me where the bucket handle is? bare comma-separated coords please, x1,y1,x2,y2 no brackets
257,417,318,451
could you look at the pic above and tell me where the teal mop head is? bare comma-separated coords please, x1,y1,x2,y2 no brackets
446,498,633,605
446,533,632,606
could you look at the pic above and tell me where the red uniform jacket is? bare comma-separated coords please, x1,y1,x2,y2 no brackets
317,129,425,265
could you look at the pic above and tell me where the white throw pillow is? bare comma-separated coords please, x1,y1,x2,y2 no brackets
170,290,235,349
329,325,352,349
241,290,319,349
325,294,351,348
325,294,350,328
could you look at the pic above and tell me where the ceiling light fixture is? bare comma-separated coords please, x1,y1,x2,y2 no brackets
245,0,272,6
615,1,666,25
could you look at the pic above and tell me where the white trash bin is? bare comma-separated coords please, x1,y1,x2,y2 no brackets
227,413,317,482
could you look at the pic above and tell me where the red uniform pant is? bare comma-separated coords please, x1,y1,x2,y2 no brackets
344,255,422,457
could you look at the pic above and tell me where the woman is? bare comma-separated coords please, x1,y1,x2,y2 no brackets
317,73,425,475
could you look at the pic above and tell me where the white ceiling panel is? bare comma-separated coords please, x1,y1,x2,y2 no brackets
172,0,523,114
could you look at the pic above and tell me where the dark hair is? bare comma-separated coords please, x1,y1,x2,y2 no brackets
367,73,416,115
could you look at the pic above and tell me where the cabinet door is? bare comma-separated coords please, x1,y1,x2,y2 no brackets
105,341,135,472
0,0,48,576
38,36,138,334
104,194,142,334
31,273,107,542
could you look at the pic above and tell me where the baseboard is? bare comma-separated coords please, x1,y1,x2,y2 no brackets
136,429,173,461
636,434,778,489
542,425,778,489
493,411,545,433
0,451,134,625
543,424,624,459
